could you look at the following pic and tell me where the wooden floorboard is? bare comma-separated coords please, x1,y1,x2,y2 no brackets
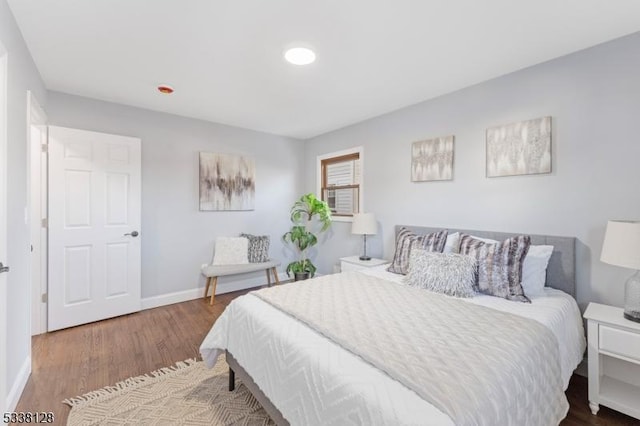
14,288,640,425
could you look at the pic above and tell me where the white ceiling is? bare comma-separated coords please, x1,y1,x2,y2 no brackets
8,1,640,139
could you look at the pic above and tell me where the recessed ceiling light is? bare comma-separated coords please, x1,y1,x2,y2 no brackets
157,84,174,94
284,47,316,65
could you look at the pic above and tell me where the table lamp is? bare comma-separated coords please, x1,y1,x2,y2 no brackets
600,220,640,322
352,213,377,261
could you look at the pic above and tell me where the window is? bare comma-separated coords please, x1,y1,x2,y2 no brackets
317,147,362,219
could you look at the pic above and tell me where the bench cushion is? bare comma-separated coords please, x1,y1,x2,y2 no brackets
201,260,280,278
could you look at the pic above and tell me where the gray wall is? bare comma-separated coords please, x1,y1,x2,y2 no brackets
1,0,47,404
304,32,640,310
47,92,304,299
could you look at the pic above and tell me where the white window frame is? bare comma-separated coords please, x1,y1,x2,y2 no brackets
316,146,363,223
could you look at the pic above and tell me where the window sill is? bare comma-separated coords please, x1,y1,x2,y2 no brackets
332,216,354,223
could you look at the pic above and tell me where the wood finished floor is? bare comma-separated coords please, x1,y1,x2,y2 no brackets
15,287,640,425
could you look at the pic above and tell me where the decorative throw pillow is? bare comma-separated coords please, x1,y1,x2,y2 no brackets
466,235,554,298
458,234,531,303
387,228,448,275
404,250,476,298
521,245,554,297
212,237,249,265
240,233,270,263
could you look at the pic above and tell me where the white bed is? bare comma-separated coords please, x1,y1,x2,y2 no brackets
201,263,585,426
200,227,585,425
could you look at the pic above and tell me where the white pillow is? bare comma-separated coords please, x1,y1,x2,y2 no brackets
443,232,460,253
213,237,249,265
469,235,553,298
521,245,554,297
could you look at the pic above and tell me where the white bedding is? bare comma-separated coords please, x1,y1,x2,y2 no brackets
200,265,585,425
360,265,586,389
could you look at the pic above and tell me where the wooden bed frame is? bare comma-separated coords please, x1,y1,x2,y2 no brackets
225,226,577,425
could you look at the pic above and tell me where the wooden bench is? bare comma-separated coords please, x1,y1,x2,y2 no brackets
201,260,281,305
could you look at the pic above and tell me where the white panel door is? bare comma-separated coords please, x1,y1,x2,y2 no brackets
48,126,141,331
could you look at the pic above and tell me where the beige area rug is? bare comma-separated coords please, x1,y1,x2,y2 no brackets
64,357,275,425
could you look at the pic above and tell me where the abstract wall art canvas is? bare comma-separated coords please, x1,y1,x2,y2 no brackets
411,135,454,182
199,153,255,211
486,116,551,178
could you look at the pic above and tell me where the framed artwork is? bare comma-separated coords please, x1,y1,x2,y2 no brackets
199,152,255,211
411,135,454,182
486,116,551,177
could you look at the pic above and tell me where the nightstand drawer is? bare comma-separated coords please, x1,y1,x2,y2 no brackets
600,325,640,361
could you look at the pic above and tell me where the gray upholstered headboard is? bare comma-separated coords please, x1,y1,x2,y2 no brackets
396,225,576,297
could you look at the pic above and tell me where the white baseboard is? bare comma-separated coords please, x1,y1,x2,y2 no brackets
6,356,31,412
141,269,287,310
142,288,202,310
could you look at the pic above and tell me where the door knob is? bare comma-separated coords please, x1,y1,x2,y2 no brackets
124,231,139,237
0,262,9,273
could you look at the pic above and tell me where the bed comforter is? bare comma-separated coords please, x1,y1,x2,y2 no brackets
202,271,576,425
252,272,567,426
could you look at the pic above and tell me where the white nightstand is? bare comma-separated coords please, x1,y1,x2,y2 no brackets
584,303,640,420
340,256,388,272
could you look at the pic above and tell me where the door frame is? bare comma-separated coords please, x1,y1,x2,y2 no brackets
0,41,9,415
27,91,47,335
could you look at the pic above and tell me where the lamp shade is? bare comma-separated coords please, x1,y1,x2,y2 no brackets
601,220,640,270
352,213,377,235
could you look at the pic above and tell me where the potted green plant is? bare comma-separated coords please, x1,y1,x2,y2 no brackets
283,193,332,281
